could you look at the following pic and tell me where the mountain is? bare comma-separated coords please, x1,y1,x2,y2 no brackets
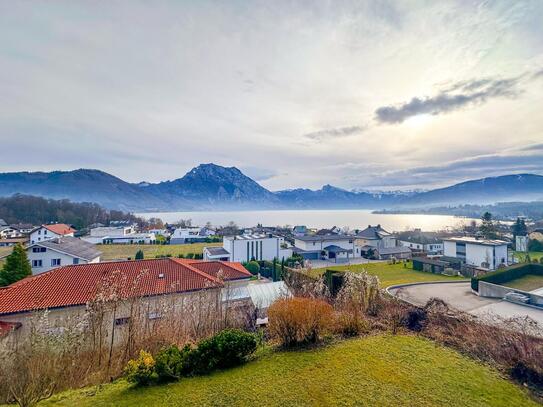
275,185,397,209
0,166,541,212
0,169,165,211
142,163,280,210
400,174,543,207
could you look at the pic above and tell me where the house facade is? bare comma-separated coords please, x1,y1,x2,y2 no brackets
29,224,76,244
443,237,509,270
27,236,102,274
397,231,443,254
82,226,155,245
294,235,356,262
205,234,292,262
0,258,252,346
355,225,396,249
170,227,209,244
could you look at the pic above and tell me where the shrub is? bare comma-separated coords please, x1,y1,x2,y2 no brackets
187,329,258,374
124,350,157,386
333,311,368,337
154,345,191,382
244,261,260,275
403,308,427,332
268,297,334,347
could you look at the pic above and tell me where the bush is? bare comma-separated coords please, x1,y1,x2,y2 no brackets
244,261,260,275
268,297,334,347
187,329,258,374
403,308,427,332
124,350,157,386
154,345,191,382
333,311,368,337
471,263,543,291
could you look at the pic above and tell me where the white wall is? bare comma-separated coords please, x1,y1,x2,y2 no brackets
294,238,354,252
30,227,60,244
224,236,288,262
27,247,99,275
443,241,457,257
90,226,134,237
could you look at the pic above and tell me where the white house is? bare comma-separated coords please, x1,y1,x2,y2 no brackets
82,225,155,245
26,236,102,274
0,226,23,239
293,234,356,262
397,231,443,254
443,237,509,271
204,233,292,262
170,227,208,244
355,225,396,249
29,224,76,244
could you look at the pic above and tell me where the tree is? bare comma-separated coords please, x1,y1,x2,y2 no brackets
135,250,144,260
511,217,527,238
479,212,498,239
244,261,260,275
0,244,32,286
272,257,277,282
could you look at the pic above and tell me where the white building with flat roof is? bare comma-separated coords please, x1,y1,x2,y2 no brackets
204,234,291,262
443,237,509,270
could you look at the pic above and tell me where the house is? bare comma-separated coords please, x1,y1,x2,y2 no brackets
0,258,252,343
0,237,28,247
0,226,23,239
170,227,209,244
29,224,76,244
292,225,308,237
315,226,341,236
27,236,102,274
397,230,443,254
10,223,36,235
204,234,292,262
355,225,396,249
293,234,356,262
82,225,155,245
443,237,509,271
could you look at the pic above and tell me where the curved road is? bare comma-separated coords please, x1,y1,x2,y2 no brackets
388,281,543,327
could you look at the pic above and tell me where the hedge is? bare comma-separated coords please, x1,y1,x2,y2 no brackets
471,263,543,291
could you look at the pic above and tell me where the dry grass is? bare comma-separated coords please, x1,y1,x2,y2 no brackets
96,243,221,261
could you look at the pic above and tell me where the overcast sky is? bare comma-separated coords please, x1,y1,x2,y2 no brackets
1,1,542,191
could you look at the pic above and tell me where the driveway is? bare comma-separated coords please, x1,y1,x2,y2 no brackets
388,281,543,327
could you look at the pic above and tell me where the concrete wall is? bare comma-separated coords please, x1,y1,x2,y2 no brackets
478,281,543,306
27,248,98,274
225,236,287,262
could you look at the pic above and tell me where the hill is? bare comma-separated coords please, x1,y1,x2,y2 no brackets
0,165,542,211
41,335,536,407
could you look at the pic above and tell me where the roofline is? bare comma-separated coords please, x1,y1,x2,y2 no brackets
27,241,102,261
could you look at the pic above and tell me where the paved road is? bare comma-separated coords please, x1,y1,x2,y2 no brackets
389,281,543,327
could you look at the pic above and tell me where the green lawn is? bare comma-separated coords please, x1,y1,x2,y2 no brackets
513,251,543,262
311,261,464,287
502,274,543,292
41,335,537,407
97,243,221,261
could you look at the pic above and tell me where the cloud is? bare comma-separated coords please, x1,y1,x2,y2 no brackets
240,166,279,182
374,76,523,124
303,125,365,141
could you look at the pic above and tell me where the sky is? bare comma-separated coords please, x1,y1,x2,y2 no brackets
1,0,542,191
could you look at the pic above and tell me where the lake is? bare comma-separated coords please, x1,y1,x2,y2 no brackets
136,209,477,232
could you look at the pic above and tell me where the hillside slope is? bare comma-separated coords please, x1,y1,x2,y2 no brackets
41,335,536,407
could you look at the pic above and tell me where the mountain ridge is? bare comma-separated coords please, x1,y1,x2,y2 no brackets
0,165,542,211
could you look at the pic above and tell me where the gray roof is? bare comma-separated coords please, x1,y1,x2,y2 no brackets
324,245,353,253
443,236,508,246
295,234,353,242
378,246,411,255
30,237,102,260
396,231,442,245
205,247,230,256
356,225,391,239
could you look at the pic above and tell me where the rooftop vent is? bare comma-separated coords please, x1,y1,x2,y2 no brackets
158,273,165,279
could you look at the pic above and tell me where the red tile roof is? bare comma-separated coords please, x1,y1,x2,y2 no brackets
0,320,22,337
43,224,76,236
0,258,251,315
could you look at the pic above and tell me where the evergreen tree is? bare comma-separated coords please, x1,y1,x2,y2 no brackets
280,256,285,280
135,249,144,260
511,217,527,238
479,212,498,239
272,257,277,282
0,244,32,286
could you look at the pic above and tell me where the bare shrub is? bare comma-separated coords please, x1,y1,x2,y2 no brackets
268,297,333,347
283,268,330,300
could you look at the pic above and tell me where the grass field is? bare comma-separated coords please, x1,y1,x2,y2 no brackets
513,251,543,262
503,274,543,292
311,261,464,287
97,243,221,261
41,334,537,407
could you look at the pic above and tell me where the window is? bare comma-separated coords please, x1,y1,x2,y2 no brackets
32,247,46,253
51,258,61,266
38,230,41,235
246,242,250,261
73,258,79,265
115,317,130,326
32,260,43,267
148,311,162,320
